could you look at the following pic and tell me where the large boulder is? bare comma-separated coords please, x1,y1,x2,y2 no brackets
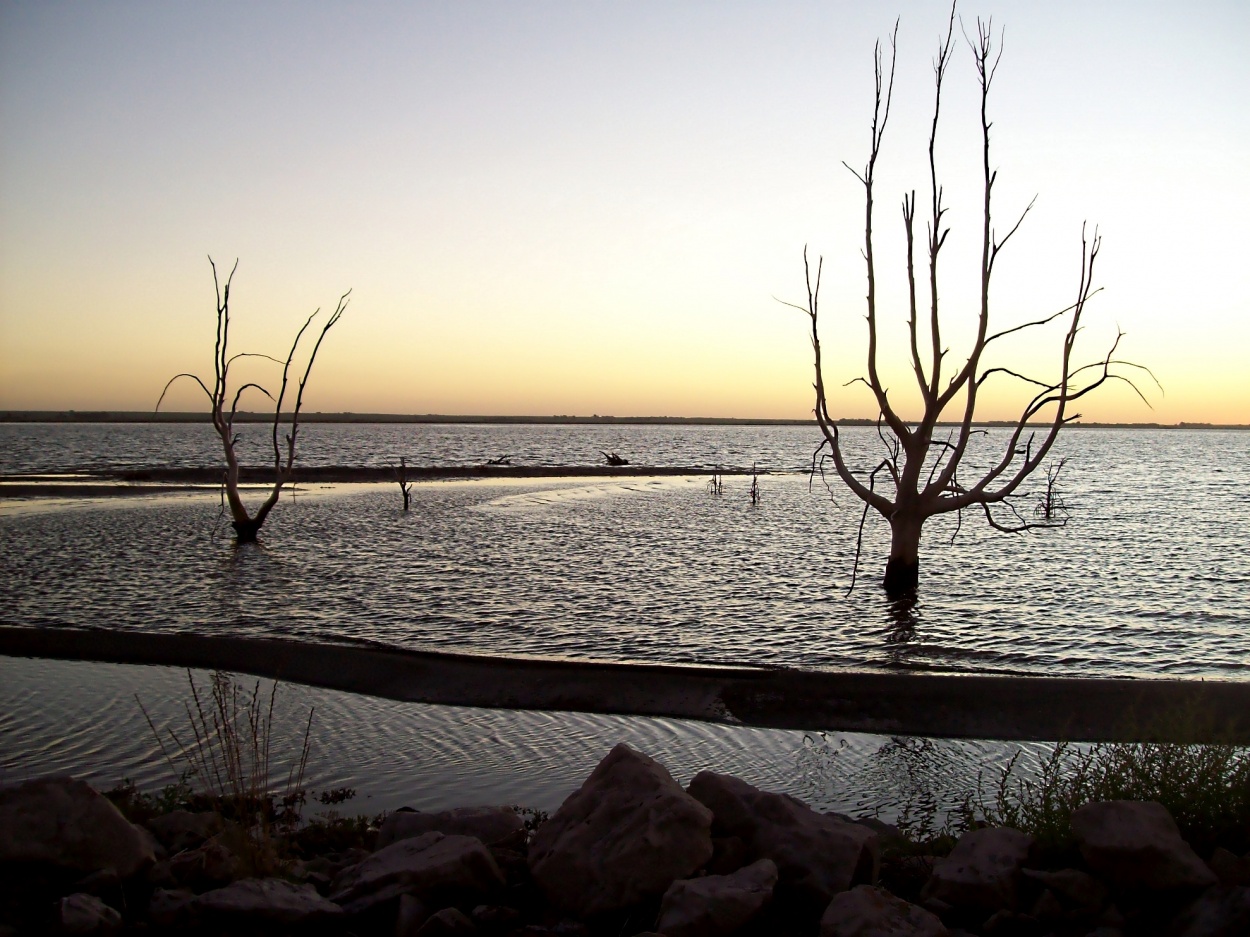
194,877,344,924
656,858,778,937
56,892,122,935
1070,801,1217,890
528,743,714,917
379,805,527,850
686,770,878,908
1170,886,1250,937
820,884,948,937
1021,867,1108,914
330,831,504,915
0,777,154,878
921,826,1033,913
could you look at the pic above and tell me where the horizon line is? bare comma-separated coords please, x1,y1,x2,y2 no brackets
1,410,1246,431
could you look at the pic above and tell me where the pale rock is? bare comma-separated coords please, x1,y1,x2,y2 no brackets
471,904,521,929
1207,848,1250,887
1170,886,1250,937
167,837,239,888
412,906,477,935
146,888,197,927
921,827,1033,912
1028,888,1064,920
1070,800,1217,890
395,894,431,936
656,857,778,937
330,831,504,915
1021,867,1107,913
194,876,343,923
820,884,948,937
56,893,121,935
146,809,222,853
0,776,154,878
528,744,713,916
687,770,878,907
379,805,527,850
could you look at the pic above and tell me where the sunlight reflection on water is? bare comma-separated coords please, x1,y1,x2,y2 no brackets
2,424,1248,812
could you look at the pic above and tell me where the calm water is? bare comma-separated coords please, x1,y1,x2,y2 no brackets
2,423,1248,814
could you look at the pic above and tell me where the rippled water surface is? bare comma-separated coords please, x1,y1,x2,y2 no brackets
3,423,1248,810
0,657,1056,822
3,425,1248,679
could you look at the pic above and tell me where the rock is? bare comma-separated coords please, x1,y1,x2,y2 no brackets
921,827,1033,912
146,888,197,927
687,770,878,908
656,857,778,937
820,884,948,937
167,837,240,888
1208,848,1250,887
330,831,504,915
0,777,155,878
71,868,121,897
1070,801,1217,890
980,908,1042,935
380,806,527,850
412,906,477,935
1170,886,1250,937
145,809,222,853
1020,867,1107,913
529,744,713,916
395,894,432,936
194,876,344,924
56,893,121,935
471,903,521,928
705,835,749,876
1027,888,1064,921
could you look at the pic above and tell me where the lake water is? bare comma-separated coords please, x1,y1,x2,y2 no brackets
2,422,1248,817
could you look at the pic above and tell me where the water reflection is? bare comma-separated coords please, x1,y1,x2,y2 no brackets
880,592,921,670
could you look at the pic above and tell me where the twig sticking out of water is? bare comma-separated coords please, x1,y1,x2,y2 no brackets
391,457,413,511
707,467,724,496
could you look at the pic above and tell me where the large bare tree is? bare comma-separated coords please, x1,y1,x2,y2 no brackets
789,11,1151,596
158,259,350,543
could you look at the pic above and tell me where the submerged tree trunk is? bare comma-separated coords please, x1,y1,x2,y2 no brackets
883,513,923,596
231,518,265,544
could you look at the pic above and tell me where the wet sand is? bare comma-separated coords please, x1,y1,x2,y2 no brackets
3,626,1248,743
0,466,731,499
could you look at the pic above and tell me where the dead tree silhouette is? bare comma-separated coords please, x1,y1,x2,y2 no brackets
783,9,1153,596
157,258,350,543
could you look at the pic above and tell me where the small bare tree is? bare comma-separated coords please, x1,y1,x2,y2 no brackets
787,9,1152,595
392,456,414,511
157,258,350,543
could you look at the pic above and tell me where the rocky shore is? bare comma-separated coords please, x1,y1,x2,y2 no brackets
3,743,1248,937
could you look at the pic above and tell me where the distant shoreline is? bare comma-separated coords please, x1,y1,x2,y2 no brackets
2,410,1246,430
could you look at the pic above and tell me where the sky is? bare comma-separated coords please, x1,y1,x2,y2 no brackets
1,0,1247,423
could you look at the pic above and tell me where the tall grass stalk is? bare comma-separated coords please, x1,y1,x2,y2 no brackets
138,670,314,870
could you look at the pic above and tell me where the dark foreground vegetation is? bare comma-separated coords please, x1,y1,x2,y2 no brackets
1,672,1248,936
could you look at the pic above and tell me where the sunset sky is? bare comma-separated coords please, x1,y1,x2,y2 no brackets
1,0,1246,423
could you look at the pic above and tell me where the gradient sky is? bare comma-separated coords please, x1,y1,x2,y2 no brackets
1,1,1247,422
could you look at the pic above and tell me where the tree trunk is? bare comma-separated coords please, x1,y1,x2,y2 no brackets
231,517,265,543
883,513,923,596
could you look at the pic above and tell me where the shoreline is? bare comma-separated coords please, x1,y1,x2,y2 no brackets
4,626,1250,743
0,467,740,499
3,410,1248,429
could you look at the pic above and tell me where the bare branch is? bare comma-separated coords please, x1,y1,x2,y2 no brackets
156,373,214,412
